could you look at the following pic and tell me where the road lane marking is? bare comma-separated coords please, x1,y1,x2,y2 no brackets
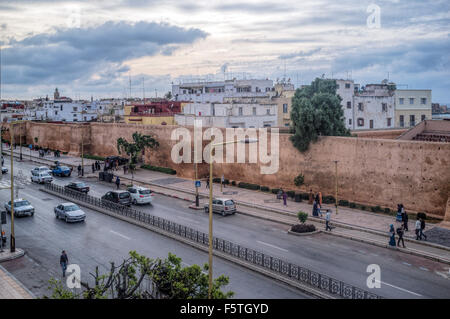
256,240,289,252
109,230,131,240
419,267,429,271
376,280,422,297
402,262,412,266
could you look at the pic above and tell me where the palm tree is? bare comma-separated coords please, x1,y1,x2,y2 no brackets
117,132,159,184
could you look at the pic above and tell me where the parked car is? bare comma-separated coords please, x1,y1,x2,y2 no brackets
2,167,7,174
106,156,129,165
31,171,53,184
101,190,131,206
31,166,52,175
5,198,35,217
65,182,90,193
127,185,154,205
54,203,86,223
204,198,236,216
51,165,72,177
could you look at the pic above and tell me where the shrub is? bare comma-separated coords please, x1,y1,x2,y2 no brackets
231,181,236,186
82,154,105,161
287,190,295,198
62,151,68,155
260,186,270,192
323,195,335,204
141,164,176,175
271,188,280,194
238,182,260,191
301,192,310,200
338,200,349,206
417,212,427,220
213,178,221,183
291,224,316,233
297,211,308,223
349,202,356,208
359,205,366,211
384,208,391,214
294,173,304,187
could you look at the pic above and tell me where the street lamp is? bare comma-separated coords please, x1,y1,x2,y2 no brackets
207,137,257,299
334,160,338,215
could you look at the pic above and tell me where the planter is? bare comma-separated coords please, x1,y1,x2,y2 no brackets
289,223,317,235
288,229,322,236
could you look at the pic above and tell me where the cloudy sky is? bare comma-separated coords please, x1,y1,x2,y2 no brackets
0,0,449,103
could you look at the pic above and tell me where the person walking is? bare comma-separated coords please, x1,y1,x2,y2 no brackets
206,179,210,189
1,155,4,166
92,163,95,173
420,218,427,240
402,207,409,231
60,250,69,277
77,164,82,176
312,199,318,217
389,224,396,247
415,218,422,240
221,174,226,188
325,210,332,231
115,176,121,190
282,190,287,206
396,224,406,248
123,164,127,175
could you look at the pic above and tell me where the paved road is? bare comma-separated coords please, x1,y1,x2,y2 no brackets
1,158,450,298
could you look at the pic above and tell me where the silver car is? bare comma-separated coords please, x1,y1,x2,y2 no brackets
5,198,35,217
204,198,236,216
54,203,86,223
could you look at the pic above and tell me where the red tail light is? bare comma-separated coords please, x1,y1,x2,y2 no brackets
140,195,144,198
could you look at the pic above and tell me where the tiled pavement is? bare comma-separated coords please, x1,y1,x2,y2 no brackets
0,263,34,299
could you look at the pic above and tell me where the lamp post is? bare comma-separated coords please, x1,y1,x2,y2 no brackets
208,137,257,299
334,160,338,215
81,128,84,177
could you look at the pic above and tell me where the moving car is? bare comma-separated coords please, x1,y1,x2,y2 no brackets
204,198,236,216
54,203,86,223
127,185,154,205
31,166,52,175
2,167,7,174
5,198,35,217
51,165,72,177
65,182,90,193
31,171,53,184
101,190,131,206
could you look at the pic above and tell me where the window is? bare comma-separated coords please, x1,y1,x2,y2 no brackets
382,103,387,112
370,120,374,129
421,98,427,105
283,104,288,113
348,119,352,125
410,115,415,127
358,103,363,111
409,98,414,105
73,107,78,111
345,83,351,89
347,101,351,109
421,114,426,121
399,115,404,127
252,107,256,115
357,118,364,127
284,123,289,127
238,107,243,116
399,98,404,105
266,109,270,115
387,118,391,127
55,111,58,115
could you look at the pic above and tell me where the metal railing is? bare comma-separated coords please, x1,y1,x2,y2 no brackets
44,183,382,299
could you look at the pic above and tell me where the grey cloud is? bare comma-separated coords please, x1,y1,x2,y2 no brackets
279,48,321,60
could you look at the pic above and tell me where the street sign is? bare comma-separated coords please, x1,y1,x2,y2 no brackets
1,211,6,224
195,180,201,188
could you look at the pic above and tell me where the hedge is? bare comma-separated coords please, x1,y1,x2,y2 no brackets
260,186,270,192
82,154,105,161
287,190,295,198
338,200,349,206
238,182,260,190
271,188,280,194
141,164,176,175
323,195,336,204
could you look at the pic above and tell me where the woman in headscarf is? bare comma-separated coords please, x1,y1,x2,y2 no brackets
389,224,396,247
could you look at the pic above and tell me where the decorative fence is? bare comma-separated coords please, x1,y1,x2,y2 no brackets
45,183,382,299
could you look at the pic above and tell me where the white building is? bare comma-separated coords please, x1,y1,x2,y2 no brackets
174,102,278,128
172,79,274,103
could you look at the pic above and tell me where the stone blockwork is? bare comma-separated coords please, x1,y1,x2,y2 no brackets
8,122,450,218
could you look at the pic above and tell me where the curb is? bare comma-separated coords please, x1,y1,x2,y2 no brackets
0,248,25,263
288,229,322,236
40,187,338,299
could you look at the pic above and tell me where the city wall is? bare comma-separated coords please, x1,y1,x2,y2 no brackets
5,122,450,218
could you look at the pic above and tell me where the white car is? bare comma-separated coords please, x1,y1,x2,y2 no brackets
31,166,52,176
127,186,154,205
54,203,86,223
5,198,35,217
31,171,53,184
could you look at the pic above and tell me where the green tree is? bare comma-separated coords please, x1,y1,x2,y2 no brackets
294,173,304,187
117,132,159,183
290,78,350,152
165,91,172,100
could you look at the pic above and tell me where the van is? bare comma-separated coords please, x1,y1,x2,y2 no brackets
101,190,132,206
204,198,236,216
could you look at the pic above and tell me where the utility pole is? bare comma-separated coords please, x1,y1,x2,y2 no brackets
334,160,338,215
81,129,84,176
10,123,15,252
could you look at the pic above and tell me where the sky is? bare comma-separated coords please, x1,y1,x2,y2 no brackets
0,0,449,103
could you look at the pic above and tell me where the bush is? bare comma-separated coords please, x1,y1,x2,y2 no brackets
231,181,236,186
323,195,335,204
291,224,316,233
294,173,304,187
294,193,302,202
349,202,356,208
271,188,280,194
339,200,349,206
370,205,382,213
260,186,270,192
301,192,310,200
417,212,427,220
62,151,68,155
297,211,308,223
238,182,260,191
141,164,176,175
82,154,105,161
286,190,295,198
384,208,391,214
359,205,366,211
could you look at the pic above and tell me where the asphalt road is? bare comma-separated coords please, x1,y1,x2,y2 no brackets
1,158,450,298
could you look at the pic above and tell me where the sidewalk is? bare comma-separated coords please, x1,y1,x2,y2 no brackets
0,250,34,299
6,148,450,263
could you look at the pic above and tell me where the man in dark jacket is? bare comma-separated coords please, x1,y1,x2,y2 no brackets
402,208,409,231
420,218,427,240
60,250,68,277
115,176,121,189
396,225,406,248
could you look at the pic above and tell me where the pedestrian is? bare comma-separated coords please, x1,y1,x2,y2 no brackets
115,176,121,189
60,250,68,277
325,210,332,231
415,218,422,240
396,224,406,248
1,155,3,166
277,188,283,200
389,224,396,247
420,218,427,240
206,179,210,189
92,163,95,173
77,164,82,176
308,189,313,205
115,160,119,171
221,174,226,188
123,164,126,175
312,199,318,217
401,206,408,231
282,190,287,207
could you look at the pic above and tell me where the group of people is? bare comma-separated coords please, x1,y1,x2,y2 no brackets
388,204,427,248
104,158,119,172
91,161,102,173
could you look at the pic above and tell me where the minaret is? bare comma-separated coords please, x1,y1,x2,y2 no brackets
54,87,60,100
